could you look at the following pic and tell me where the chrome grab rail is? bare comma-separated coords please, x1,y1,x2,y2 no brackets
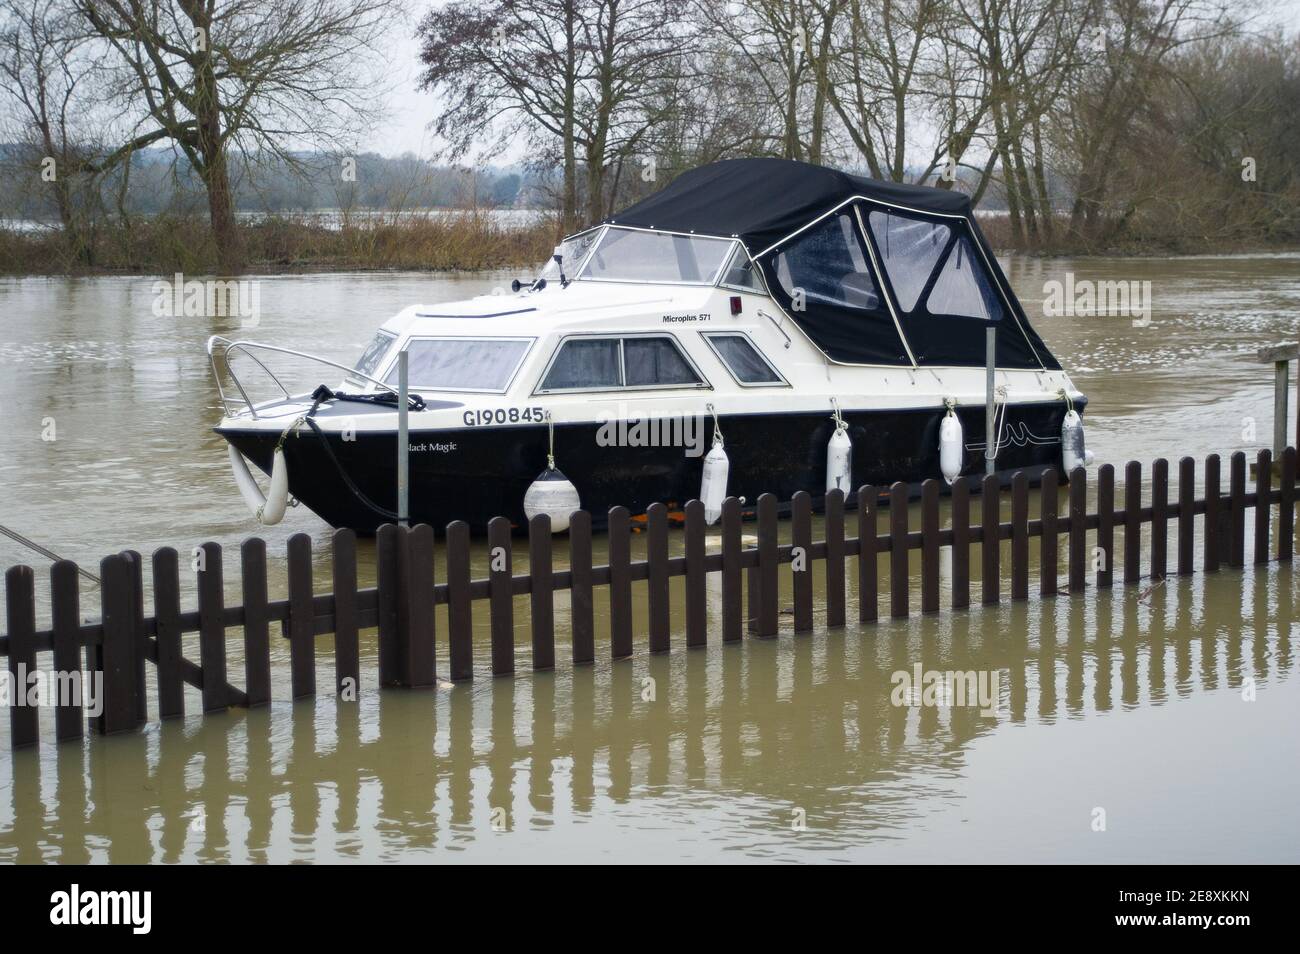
206,335,403,420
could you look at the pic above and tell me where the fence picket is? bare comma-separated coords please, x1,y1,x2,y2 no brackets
241,538,271,707
757,493,779,637
331,529,359,697
1229,451,1246,568
1011,472,1029,601
685,500,707,648
1280,448,1296,562
647,503,670,652
825,489,846,626
197,542,228,713
792,492,813,632
721,497,743,642
952,479,970,608
5,566,38,749
529,515,556,670
1151,459,1168,580
1204,454,1221,572
50,560,83,741
488,516,515,675
982,475,1000,605
446,520,474,680
921,479,940,613
890,482,909,618
1254,449,1272,565
1040,470,1058,596
1069,468,1087,593
570,511,595,663
1178,457,1195,575
287,534,315,698
608,507,633,659
858,486,878,622
1124,461,1142,585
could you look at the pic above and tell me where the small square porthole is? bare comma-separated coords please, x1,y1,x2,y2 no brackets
702,332,786,387
730,295,742,315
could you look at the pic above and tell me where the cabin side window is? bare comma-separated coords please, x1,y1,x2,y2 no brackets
867,209,1004,321
702,333,785,386
772,213,881,311
538,335,706,392
924,235,1004,321
384,337,532,392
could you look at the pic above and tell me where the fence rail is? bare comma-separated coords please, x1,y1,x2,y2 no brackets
2,447,1296,751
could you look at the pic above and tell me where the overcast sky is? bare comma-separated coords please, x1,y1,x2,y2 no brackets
380,0,1300,162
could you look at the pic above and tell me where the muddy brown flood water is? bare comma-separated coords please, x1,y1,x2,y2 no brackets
1,252,1298,862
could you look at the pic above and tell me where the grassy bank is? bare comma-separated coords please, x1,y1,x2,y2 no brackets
0,212,561,276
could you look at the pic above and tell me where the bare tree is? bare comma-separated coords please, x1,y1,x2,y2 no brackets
76,0,401,268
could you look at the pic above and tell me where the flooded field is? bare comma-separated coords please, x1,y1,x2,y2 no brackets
1,252,1299,862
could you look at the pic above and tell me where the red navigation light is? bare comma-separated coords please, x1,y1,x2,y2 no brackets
729,296,742,315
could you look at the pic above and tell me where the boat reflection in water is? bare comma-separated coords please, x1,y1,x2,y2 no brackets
1,567,1295,863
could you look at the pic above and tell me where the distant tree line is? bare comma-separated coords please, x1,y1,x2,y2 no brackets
1,0,1297,271
418,0,1300,250
0,146,530,218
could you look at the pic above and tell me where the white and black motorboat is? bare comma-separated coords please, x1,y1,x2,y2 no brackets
209,158,1090,532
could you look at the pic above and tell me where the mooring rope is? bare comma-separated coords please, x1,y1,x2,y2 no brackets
0,523,101,585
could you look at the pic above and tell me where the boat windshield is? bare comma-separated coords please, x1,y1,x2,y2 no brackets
578,227,734,284
539,228,602,283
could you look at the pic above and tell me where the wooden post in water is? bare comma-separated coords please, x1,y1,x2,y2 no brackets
569,511,595,663
529,515,556,669
196,542,228,712
1011,472,1029,601
608,507,633,658
721,497,743,642
1177,457,1195,575
792,491,813,632
825,489,846,627
1254,342,1297,460
1279,447,1296,562
1068,468,1087,593
952,479,970,608
152,548,184,719
683,500,706,647
5,566,38,749
756,493,779,637
487,516,515,675
287,533,316,698
1096,465,1114,588
96,553,139,735
921,480,940,613
1040,469,1058,596
646,503,670,652
981,474,1000,605
376,524,402,684
889,483,909,618
858,486,878,622
1150,459,1168,580
331,529,359,697
1254,449,1272,565
1204,455,1221,572
446,520,474,680
1123,461,1141,585
49,560,84,740
241,538,272,706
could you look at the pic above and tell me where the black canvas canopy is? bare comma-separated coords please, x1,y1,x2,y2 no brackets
605,158,1061,371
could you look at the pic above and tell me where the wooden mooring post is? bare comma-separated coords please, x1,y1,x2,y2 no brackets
2,446,1298,752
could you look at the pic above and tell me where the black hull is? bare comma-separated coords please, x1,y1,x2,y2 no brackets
218,401,1081,533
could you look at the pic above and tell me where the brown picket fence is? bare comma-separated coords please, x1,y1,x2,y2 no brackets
1,447,1296,753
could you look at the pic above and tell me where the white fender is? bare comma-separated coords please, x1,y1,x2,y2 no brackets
939,411,964,484
524,466,580,533
826,426,852,493
700,442,730,524
1061,409,1090,474
228,443,290,525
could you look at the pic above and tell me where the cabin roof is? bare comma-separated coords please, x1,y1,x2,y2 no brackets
605,158,973,253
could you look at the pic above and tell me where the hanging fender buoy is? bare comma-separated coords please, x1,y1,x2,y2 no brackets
524,411,580,532
939,399,964,484
228,442,291,525
826,398,852,493
1061,408,1092,473
700,403,730,524
524,466,580,533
